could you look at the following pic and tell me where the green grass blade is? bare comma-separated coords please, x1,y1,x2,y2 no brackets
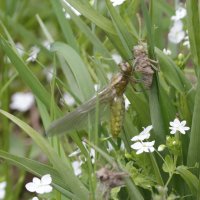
62,0,116,34
62,2,112,59
51,42,94,101
187,1,200,177
141,0,166,144
176,166,198,197
105,0,137,59
50,0,79,52
186,0,200,68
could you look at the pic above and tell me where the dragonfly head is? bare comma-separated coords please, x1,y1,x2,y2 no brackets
119,62,132,75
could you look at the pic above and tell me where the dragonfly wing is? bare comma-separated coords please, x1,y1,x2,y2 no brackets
46,87,115,136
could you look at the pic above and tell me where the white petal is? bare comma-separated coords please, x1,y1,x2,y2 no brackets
180,120,186,126
131,142,143,150
136,148,144,154
158,144,165,152
0,182,6,189
0,190,5,199
32,177,41,185
131,135,140,141
25,182,37,192
42,185,53,193
10,92,34,112
32,197,39,200
170,129,176,134
72,161,82,176
41,174,52,185
36,186,45,194
36,185,53,194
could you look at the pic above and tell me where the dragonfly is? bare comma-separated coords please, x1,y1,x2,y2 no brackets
46,62,135,137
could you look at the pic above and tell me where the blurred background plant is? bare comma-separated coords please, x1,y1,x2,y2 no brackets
0,0,199,199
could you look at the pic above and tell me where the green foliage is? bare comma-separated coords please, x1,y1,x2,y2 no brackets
0,0,200,200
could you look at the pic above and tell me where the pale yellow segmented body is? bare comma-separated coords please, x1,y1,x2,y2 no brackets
109,62,132,137
110,96,125,137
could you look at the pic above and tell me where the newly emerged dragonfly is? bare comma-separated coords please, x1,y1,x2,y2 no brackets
47,62,134,137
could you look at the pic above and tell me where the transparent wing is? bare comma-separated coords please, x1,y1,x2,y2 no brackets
46,86,115,136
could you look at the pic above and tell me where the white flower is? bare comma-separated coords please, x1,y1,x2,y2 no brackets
25,174,53,194
106,73,113,80
43,67,54,82
0,181,6,199
168,20,185,44
4,42,24,63
26,46,40,62
10,92,34,112
94,84,100,92
63,0,81,19
32,197,39,200
42,40,51,51
183,35,190,48
110,0,126,6
131,125,153,141
163,48,172,56
158,144,166,152
124,95,130,110
72,161,82,176
63,93,75,106
131,141,155,154
171,7,187,21
169,118,190,134
15,42,25,57
111,53,122,64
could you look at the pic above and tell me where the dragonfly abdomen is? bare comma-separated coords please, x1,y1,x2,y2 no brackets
110,96,125,137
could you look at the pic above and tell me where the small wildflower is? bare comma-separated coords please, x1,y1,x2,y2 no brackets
112,53,122,64
131,125,153,141
0,181,6,199
163,48,172,55
168,20,185,44
171,7,187,21
25,174,52,194
183,35,190,48
26,46,40,62
42,40,51,51
43,67,54,82
15,42,25,57
72,161,82,176
172,141,176,145
94,84,100,92
32,197,39,200
124,95,130,110
107,73,113,80
63,93,75,106
158,144,166,152
131,141,155,154
110,0,126,6
10,92,34,112
169,118,190,134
